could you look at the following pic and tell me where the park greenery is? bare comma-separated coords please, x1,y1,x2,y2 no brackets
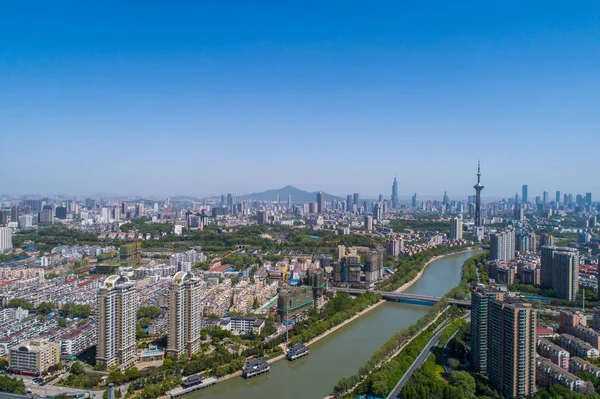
377,244,472,292
334,251,489,398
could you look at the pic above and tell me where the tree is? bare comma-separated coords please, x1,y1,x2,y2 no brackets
58,318,67,327
70,362,85,375
449,371,476,399
7,298,33,311
137,306,162,320
252,297,260,309
124,367,139,381
36,302,55,316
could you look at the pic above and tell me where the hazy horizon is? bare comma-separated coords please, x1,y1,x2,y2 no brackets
2,2,599,197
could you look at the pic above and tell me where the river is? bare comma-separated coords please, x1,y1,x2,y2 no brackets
187,250,479,399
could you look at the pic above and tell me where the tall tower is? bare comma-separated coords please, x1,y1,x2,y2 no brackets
474,161,485,227
391,177,398,209
97,276,137,368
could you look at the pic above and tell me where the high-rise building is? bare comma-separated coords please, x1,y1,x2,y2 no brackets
227,193,233,206
346,195,353,212
449,217,463,240
373,203,383,220
391,177,398,209
288,195,292,209
167,272,202,358
0,210,7,226
522,184,528,204
516,232,536,253
364,215,373,231
10,205,18,223
97,275,137,368
586,192,593,206
541,246,579,300
55,207,67,220
121,202,128,215
488,299,537,397
353,193,360,210
473,162,485,228
364,248,384,283
39,205,54,225
553,251,580,301
556,191,561,204
18,215,33,229
0,227,12,254
136,203,145,217
490,229,515,262
309,202,318,214
317,192,325,214
257,208,268,225
471,287,504,373
411,193,417,208
386,237,403,258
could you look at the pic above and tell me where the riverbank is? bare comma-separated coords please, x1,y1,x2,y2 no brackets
394,247,478,293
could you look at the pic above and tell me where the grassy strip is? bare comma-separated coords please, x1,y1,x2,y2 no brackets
376,245,471,292
333,251,489,398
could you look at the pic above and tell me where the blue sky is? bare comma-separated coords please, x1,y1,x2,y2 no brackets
1,1,599,199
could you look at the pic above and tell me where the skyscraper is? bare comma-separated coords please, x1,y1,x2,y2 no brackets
10,205,18,223
449,217,463,240
556,191,561,204
522,184,528,204
543,191,549,204
317,192,325,214
346,195,353,212
488,299,537,397
0,211,7,226
391,177,398,209
167,272,202,358
586,192,593,206
411,193,417,208
353,193,360,210
288,195,292,209
473,161,485,227
97,276,137,368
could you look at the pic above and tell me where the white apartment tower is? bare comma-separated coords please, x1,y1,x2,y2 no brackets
167,272,202,358
96,275,137,369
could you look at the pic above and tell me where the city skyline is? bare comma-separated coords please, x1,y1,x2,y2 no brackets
2,3,600,196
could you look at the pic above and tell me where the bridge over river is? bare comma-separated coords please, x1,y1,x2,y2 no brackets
330,287,471,306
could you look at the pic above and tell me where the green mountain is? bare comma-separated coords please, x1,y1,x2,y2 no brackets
235,185,343,203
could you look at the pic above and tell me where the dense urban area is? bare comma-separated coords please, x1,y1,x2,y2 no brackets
0,168,600,399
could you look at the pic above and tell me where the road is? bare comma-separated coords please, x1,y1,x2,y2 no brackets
19,376,104,399
386,312,471,399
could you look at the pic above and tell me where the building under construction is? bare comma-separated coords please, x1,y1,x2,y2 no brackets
308,269,325,299
119,242,141,267
277,285,314,323
364,247,384,283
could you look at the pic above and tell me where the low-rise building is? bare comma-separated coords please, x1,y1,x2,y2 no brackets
537,357,588,392
60,323,97,358
558,334,600,359
219,317,265,335
569,357,600,377
538,338,570,370
8,338,60,375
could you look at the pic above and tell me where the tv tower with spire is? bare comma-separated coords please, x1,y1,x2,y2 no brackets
473,161,484,228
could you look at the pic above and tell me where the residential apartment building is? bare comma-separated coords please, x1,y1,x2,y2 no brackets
537,338,570,370
96,275,137,369
537,357,588,393
167,271,202,358
558,334,600,359
488,299,537,398
471,287,504,374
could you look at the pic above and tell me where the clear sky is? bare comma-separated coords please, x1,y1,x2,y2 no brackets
1,1,599,199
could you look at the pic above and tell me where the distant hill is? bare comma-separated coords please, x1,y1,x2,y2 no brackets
235,185,343,203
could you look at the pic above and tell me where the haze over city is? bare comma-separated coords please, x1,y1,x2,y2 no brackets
2,2,600,197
